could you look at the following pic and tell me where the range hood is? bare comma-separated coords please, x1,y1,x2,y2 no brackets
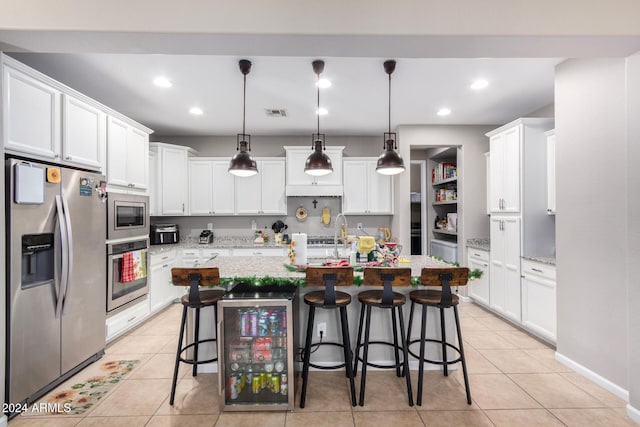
285,185,343,197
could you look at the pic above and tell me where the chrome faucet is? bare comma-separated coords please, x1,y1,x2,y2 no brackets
334,213,348,259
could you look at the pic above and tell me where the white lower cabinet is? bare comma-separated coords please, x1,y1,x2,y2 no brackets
149,249,182,314
521,260,557,343
490,216,521,322
105,299,150,342
467,248,490,306
233,248,286,257
182,247,232,266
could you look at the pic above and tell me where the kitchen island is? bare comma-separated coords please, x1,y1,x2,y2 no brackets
202,254,449,279
178,254,461,375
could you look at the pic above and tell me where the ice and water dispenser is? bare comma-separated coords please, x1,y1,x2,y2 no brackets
21,233,55,289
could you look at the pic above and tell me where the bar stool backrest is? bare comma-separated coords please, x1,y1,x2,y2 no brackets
420,267,469,307
171,267,221,306
306,266,354,306
363,267,411,307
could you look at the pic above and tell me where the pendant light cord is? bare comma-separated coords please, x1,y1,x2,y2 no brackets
243,72,247,138
316,72,320,143
388,72,391,135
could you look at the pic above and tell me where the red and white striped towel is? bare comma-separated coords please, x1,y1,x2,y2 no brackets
120,252,134,283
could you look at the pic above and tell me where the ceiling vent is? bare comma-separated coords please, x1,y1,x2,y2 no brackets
265,109,287,117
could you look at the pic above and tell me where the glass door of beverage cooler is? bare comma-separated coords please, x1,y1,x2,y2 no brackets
217,298,295,411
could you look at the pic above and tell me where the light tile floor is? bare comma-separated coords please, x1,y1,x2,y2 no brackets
11,301,637,426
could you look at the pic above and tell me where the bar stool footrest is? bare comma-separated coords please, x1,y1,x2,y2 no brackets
407,338,462,366
302,341,351,370
178,338,218,365
355,341,407,370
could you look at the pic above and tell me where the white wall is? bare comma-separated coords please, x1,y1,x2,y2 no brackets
626,52,640,415
555,59,629,389
395,125,493,262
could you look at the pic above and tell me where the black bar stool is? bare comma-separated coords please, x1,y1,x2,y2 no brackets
353,267,413,407
169,267,225,405
406,267,471,406
300,266,357,408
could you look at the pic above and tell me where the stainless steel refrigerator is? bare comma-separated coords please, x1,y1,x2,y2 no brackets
5,158,106,410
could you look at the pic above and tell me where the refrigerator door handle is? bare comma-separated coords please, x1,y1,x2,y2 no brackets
55,195,69,319
61,195,74,314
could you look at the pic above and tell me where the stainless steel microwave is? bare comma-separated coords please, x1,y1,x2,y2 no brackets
107,193,149,241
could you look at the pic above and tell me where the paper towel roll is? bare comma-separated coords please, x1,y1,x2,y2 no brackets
290,233,307,265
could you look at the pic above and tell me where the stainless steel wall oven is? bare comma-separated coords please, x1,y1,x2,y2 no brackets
107,238,149,313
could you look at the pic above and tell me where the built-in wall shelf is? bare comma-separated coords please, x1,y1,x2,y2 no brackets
432,200,457,206
432,177,457,186
433,229,457,236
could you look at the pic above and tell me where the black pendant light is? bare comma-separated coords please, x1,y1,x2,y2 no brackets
304,59,333,176
376,60,405,175
229,59,258,177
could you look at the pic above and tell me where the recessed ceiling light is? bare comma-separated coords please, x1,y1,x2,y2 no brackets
317,78,332,88
153,77,173,88
316,107,328,116
189,107,203,115
471,79,489,90
437,108,451,116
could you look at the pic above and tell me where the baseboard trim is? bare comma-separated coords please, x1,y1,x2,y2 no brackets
0,414,7,427
555,351,629,402
628,403,640,424
459,295,472,303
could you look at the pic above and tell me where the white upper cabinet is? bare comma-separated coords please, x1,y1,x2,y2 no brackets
153,143,195,216
546,129,556,215
3,55,149,174
107,116,150,191
3,61,61,161
63,94,105,170
487,118,554,216
489,124,521,213
343,158,393,214
284,146,343,196
236,159,287,215
188,159,236,215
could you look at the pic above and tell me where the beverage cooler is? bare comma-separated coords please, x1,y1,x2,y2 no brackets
217,283,299,411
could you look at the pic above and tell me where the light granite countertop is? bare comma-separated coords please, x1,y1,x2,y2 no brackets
178,255,449,279
148,237,292,255
521,255,556,266
466,238,490,251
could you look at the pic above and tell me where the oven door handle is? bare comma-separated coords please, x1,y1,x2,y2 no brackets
55,195,69,319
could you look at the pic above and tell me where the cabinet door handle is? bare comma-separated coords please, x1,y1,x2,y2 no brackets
531,268,544,273
127,316,137,323
162,264,169,268
182,203,185,212
54,153,60,158
473,253,481,257
65,155,71,160
483,263,489,267
161,256,169,260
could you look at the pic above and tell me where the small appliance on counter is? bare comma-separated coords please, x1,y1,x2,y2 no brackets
199,229,214,244
150,223,179,245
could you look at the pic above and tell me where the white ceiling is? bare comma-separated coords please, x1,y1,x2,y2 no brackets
9,53,562,136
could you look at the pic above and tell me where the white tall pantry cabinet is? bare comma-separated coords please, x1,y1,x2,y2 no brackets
486,118,554,323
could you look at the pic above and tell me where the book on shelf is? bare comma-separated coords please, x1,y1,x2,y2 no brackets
432,162,457,183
